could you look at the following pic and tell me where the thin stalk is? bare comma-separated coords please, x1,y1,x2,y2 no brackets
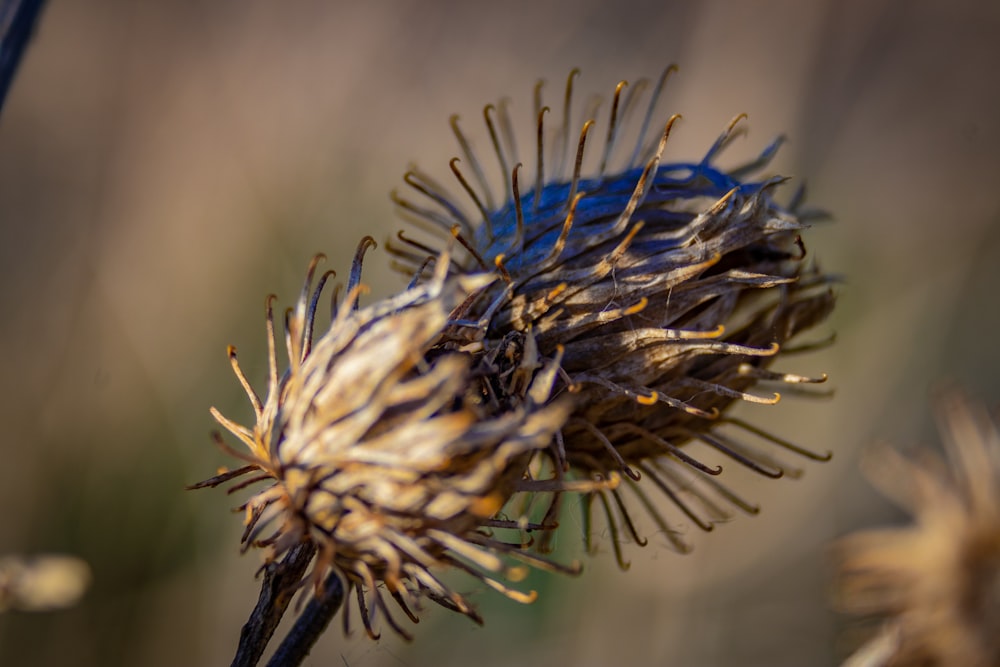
266,570,345,666
231,542,317,667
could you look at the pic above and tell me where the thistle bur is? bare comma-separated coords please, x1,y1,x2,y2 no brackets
194,239,577,641
392,67,837,561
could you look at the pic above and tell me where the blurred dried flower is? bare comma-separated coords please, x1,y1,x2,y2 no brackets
836,395,1000,667
392,67,836,563
0,554,91,612
194,239,577,641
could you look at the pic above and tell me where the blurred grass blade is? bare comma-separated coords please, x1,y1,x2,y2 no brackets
0,0,46,111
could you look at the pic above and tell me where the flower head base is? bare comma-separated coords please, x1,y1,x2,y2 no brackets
392,68,836,562
194,240,577,638
836,395,1000,667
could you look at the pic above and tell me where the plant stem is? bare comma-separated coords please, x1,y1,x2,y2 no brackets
231,542,316,667
266,570,345,667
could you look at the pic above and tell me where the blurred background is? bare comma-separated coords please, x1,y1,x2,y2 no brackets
1,0,999,664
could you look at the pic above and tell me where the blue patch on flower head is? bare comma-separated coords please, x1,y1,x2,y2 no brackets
476,158,778,273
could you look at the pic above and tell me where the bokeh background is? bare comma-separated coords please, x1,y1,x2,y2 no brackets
1,0,999,664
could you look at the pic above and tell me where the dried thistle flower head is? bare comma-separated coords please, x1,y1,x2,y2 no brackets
392,67,836,563
836,395,1000,667
194,239,576,639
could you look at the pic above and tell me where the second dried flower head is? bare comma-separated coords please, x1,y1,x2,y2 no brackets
393,67,837,562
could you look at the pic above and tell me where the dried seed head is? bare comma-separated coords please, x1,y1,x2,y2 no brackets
392,68,837,560
836,395,1000,667
194,240,574,638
